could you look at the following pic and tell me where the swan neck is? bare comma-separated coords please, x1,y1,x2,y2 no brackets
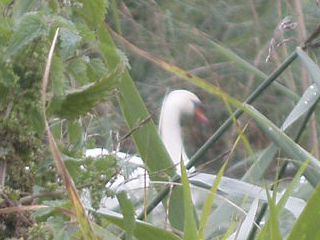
159,102,189,165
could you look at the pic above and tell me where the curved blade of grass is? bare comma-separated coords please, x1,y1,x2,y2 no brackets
94,208,182,240
297,47,320,88
98,24,186,229
287,179,320,240
281,83,319,130
98,24,175,179
247,105,320,187
198,160,228,240
255,155,310,240
208,40,298,100
93,223,123,240
256,190,282,240
198,123,244,240
190,174,305,218
180,160,198,240
226,196,259,240
41,28,98,240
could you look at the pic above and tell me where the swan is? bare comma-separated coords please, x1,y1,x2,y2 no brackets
84,90,208,208
85,89,208,183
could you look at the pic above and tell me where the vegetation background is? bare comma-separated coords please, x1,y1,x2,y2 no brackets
1,0,320,239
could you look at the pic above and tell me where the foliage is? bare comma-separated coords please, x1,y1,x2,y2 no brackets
2,0,320,240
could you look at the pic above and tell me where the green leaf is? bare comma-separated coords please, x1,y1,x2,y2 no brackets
50,56,67,97
287,181,320,240
95,208,182,240
59,27,82,60
88,58,109,81
168,187,185,230
75,0,107,28
198,160,228,240
67,120,83,146
180,160,198,240
97,24,184,230
281,84,319,131
12,0,38,22
5,11,48,60
67,57,89,85
207,39,298,101
0,0,13,5
93,223,123,240
247,106,320,187
297,47,320,88
49,63,124,119
117,191,136,240
265,190,282,240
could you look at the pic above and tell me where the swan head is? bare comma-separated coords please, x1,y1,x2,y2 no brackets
161,90,208,122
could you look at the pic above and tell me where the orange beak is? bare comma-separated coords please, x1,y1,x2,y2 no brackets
195,107,209,123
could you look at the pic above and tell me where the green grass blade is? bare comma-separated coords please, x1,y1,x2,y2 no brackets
247,106,320,187
287,181,320,240
297,47,320,88
94,208,182,240
98,24,187,230
180,160,198,240
198,160,228,240
117,191,136,240
256,190,282,240
98,24,175,178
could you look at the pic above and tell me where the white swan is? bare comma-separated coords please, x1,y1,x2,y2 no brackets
85,90,208,190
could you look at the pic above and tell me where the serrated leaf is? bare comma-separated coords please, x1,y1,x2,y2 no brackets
76,0,106,28
59,28,82,60
67,120,83,146
51,63,124,119
5,12,48,60
88,58,109,81
12,0,38,22
68,57,89,85
50,56,67,96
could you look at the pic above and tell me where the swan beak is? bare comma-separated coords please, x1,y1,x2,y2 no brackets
195,108,209,123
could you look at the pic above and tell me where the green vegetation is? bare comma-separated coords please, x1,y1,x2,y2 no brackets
1,0,320,239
